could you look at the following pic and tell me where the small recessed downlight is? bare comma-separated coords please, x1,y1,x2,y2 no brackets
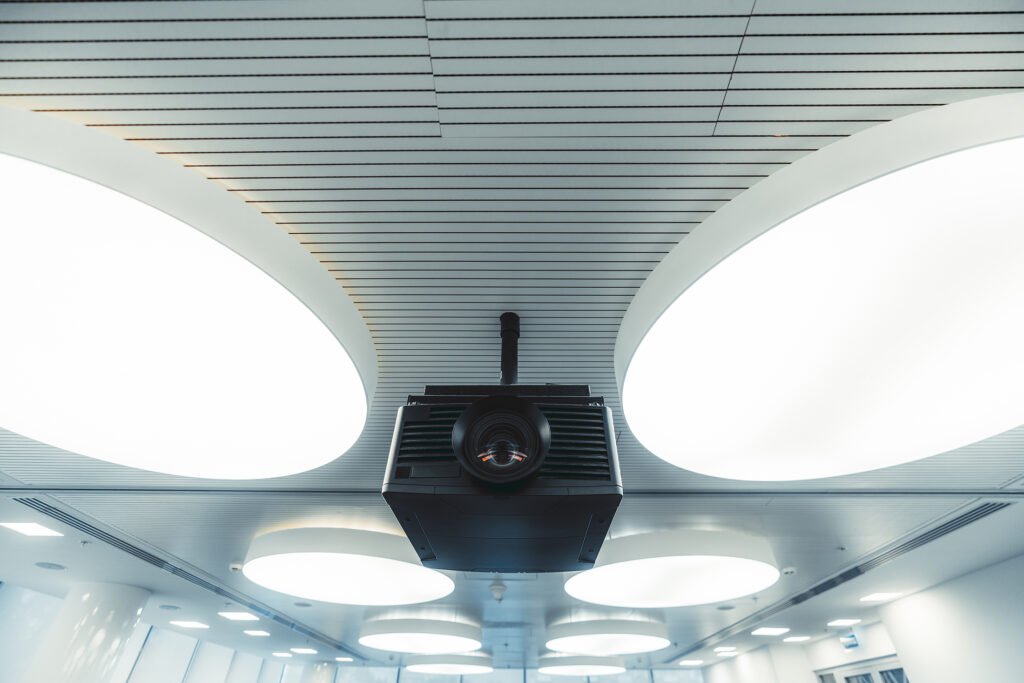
405,654,494,675
564,530,779,608
243,528,453,606
537,655,626,677
545,620,670,655
359,619,482,655
751,627,790,636
218,611,259,621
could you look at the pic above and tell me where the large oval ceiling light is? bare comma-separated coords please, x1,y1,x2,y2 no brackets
358,619,482,655
405,654,494,675
564,530,779,608
546,619,670,656
616,92,1024,480
242,528,453,606
0,106,375,479
537,655,626,677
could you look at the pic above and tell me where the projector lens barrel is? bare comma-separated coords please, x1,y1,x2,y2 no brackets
452,396,550,484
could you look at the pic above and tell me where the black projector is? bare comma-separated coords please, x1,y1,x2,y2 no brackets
381,316,622,573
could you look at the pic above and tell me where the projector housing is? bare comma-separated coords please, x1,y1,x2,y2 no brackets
382,383,622,573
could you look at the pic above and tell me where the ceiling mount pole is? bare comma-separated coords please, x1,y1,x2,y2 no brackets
499,312,520,385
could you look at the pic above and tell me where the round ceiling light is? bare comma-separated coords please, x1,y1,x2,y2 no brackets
358,619,482,655
0,106,375,479
616,92,1024,481
242,528,453,606
564,530,779,608
546,620,669,655
405,654,494,675
537,655,626,677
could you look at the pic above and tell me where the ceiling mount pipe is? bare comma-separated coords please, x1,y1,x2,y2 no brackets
500,312,520,385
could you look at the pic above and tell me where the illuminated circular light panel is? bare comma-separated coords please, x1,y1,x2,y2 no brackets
545,620,670,655
617,93,1024,480
405,654,494,675
537,655,626,677
565,530,779,608
359,619,482,655
0,106,373,479
243,528,453,606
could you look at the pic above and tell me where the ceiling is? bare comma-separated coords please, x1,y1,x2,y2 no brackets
1,0,1024,674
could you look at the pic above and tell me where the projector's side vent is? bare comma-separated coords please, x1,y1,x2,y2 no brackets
538,405,612,481
395,405,462,464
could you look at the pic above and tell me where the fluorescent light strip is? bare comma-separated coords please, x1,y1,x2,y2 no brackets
718,652,738,658
0,522,63,537
291,648,318,655
860,593,902,602
169,621,209,629
828,619,862,627
679,660,704,666
714,647,736,652
272,652,292,658
784,636,811,643
751,627,790,636
218,611,259,621
244,630,270,637
335,657,353,662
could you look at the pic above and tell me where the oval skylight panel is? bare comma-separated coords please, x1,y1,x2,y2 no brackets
617,93,1024,480
0,107,374,479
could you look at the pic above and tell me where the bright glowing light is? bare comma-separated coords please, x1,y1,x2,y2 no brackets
784,636,811,643
405,654,494,675
714,647,736,653
564,530,779,608
359,619,482,655
545,620,670,655
718,652,738,658
537,656,626,677
620,97,1024,481
244,630,270,637
751,627,790,636
0,110,371,480
335,657,353,662
828,619,862,627
243,528,453,606
860,593,903,602
0,523,63,537
291,648,317,655
218,612,258,621
679,660,704,666
272,652,292,658
169,621,208,629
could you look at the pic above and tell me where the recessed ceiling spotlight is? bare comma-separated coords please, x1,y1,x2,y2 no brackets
0,522,63,537
860,593,902,603
335,657,354,662
218,611,259,621
784,636,811,643
405,654,494,675
244,630,270,637
358,619,482,655
679,660,704,666
617,92,1024,481
290,648,317,655
0,107,373,480
242,528,454,606
272,652,292,658
751,627,790,636
827,619,862,627
537,655,626,677
713,647,736,653
564,530,779,608
169,621,209,629
545,620,670,655
34,562,65,571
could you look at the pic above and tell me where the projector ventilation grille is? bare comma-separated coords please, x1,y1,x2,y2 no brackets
396,403,612,481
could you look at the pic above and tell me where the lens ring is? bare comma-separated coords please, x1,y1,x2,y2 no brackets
452,396,551,484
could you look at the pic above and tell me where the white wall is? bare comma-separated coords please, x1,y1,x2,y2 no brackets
0,583,62,683
766,644,817,683
880,551,1024,683
704,648,778,683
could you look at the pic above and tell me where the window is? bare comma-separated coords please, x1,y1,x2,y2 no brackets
845,675,874,683
880,669,910,683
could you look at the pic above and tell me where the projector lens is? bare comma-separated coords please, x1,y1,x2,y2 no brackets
453,396,550,484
